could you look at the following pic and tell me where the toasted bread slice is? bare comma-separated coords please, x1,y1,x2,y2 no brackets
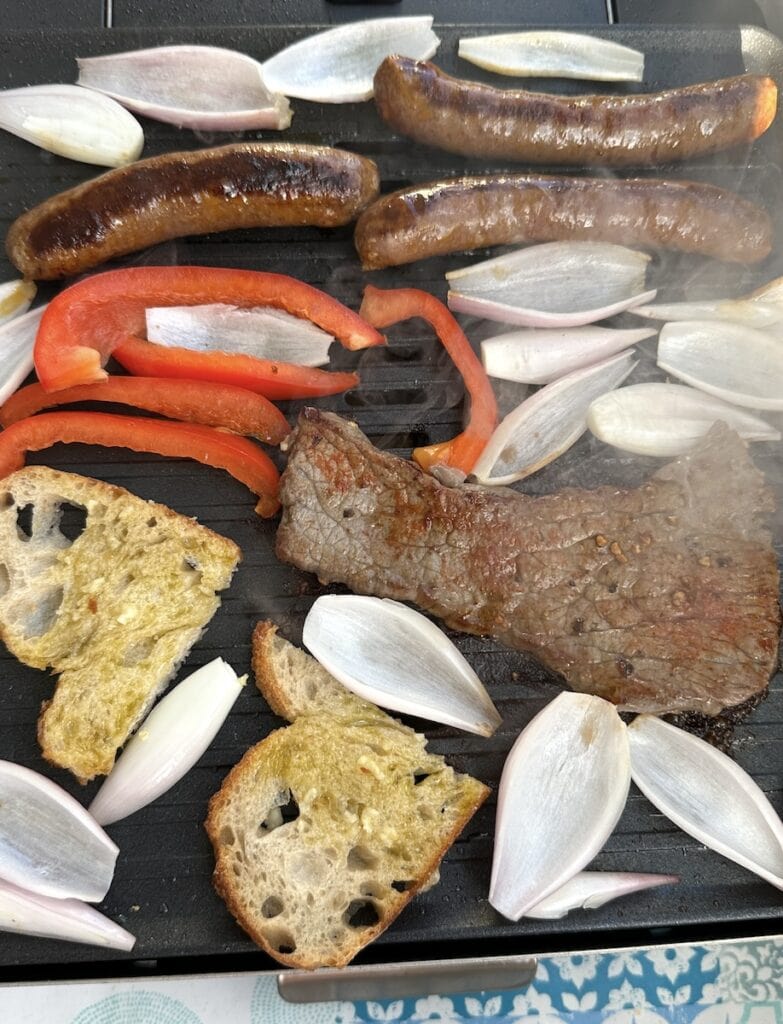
206,621,489,970
0,467,240,782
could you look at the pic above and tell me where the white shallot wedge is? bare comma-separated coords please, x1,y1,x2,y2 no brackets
525,871,678,919
633,274,783,329
458,31,644,82
302,595,501,737
0,879,135,950
0,84,143,167
261,17,440,103
657,321,783,411
0,760,118,902
588,382,780,457
446,243,654,327
0,305,46,406
77,46,291,131
89,659,244,827
472,350,636,485
490,693,630,921
481,325,655,385
0,280,36,327
145,304,334,367
628,715,783,890
633,299,783,330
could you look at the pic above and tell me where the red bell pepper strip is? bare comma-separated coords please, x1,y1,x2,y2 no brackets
34,266,384,393
0,377,290,445
0,412,281,517
111,336,358,402
358,286,497,475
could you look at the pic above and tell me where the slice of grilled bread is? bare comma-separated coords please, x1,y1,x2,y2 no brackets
206,621,489,970
0,466,240,782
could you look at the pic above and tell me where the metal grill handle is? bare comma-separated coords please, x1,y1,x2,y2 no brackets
277,953,537,1004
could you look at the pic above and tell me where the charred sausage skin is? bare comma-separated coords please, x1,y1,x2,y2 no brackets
354,175,773,269
7,142,380,280
374,56,778,167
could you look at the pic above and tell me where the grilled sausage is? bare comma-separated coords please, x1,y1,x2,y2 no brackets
373,57,778,166
354,175,773,269
7,142,380,280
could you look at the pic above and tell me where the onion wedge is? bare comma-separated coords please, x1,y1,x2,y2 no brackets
0,305,46,406
633,274,783,329
0,879,135,950
146,304,333,367
472,350,636,485
261,17,440,103
628,715,783,890
458,32,644,82
525,871,678,919
77,46,291,131
657,321,783,411
0,760,118,902
0,280,36,327
490,693,630,921
302,595,501,737
588,382,780,456
0,85,143,167
89,659,244,826
481,326,655,384
446,243,654,328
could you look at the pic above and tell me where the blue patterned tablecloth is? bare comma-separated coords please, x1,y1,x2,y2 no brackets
2,936,782,1023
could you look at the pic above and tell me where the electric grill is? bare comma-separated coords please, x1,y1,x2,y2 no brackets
0,19,780,996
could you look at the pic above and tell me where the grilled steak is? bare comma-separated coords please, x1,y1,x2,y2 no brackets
277,410,781,716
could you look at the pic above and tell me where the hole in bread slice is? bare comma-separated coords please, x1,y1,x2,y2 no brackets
258,790,300,836
263,926,297,955
55,502,88,544
261,896,284,919
346,845,378,871
16,503,34,541
344,899,380,929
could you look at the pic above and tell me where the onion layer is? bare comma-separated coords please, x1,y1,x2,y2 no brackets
628,715,783,890
0,280,36,327
490,693,630,921
302,596,501,737
0,760,117,902
446,243,653,328
78,46,291,131
657,320,783,411
0,85,143,166
261,17,440,103
0,305,46,406
0,879,135,950
89,659,244,826
482,326,655,385
458,32,644,82
588,382,780,456
525,871,678,919
146,304,334,367
472,350,636,485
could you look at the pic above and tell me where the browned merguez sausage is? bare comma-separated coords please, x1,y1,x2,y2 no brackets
374,56,778,166
354,176,773,269
7,142,380,280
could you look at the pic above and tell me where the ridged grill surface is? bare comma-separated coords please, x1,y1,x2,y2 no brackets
0,24,780,971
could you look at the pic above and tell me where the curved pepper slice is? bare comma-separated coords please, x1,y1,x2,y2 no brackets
0,412,280,517
358,285,497,475
111,336,358,402
34,266,384,394
0,377,290,445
